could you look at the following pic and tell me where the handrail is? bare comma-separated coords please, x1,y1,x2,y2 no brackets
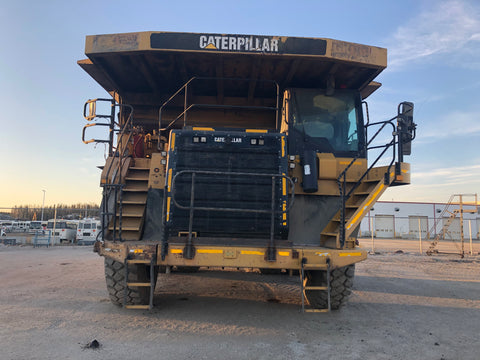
82,98,134,242
425,194,479,241
426,194,456,240
157,76,280,150
82,123,112,144
336,115,400,248
100,105,134,188
101,104,134,242
171,170,295,214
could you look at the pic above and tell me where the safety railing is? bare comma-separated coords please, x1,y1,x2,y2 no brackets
170,170,295,261
426,193,478,241
157,77,280,150
33,230,52,247
427,195,456,240
337,102,416,247
82,98,134,242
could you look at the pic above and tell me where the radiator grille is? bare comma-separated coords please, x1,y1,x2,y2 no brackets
166,130,289,239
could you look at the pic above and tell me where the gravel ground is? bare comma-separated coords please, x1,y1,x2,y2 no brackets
1,242,480,360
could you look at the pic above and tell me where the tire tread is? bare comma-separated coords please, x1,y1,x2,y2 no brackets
304,264,355,310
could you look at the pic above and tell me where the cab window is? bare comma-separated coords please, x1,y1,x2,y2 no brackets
289,89,364,156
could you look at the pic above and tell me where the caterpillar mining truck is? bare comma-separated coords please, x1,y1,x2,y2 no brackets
79,31,416,312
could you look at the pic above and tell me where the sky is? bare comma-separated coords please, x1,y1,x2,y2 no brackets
0,0,479,208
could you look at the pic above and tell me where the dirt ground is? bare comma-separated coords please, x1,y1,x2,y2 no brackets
1,239,480,360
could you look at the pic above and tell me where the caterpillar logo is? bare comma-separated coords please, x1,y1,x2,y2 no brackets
199,35,279,53
150,32,327,56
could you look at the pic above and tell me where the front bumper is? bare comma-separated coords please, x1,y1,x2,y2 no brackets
95,240,367,270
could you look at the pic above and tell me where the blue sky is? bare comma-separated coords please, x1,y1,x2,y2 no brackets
0,0,479,207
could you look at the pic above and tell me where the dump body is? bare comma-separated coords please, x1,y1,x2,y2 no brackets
80,31,415,310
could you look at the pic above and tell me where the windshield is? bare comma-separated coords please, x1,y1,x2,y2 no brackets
47,221,67,229
30,222,42,229
290,89,364,156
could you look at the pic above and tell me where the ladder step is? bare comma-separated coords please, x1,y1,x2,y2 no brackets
321,232,338,237
124,305,150,310
117,213,143,217
125,176,149,181
364,178,381,183
332,213,355,222
303,264,328,271
304,309,330,313
127,259,152,264
124,188,149,192
127,282,151,287
305,286,328,290
108,226,141,231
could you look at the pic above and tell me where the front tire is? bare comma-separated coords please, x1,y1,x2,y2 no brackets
303,264,355,310
104,258,158,306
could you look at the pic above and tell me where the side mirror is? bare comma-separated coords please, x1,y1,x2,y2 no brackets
397,102,415,156
84,99,97,121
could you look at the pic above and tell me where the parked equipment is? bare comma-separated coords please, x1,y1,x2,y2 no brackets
77,218,101,245
46,219,77,244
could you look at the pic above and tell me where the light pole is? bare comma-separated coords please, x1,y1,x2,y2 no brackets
41,190,46,222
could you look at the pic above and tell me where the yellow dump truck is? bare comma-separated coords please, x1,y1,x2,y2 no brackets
79,31,416,312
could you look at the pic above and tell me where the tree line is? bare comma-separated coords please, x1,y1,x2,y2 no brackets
2,203,100,221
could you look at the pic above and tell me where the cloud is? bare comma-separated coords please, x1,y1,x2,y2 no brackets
416,109,480,143
384,162,480,202
388,0,480,69
414,163,480,185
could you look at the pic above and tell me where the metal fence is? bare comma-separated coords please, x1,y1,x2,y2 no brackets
0,206,99,224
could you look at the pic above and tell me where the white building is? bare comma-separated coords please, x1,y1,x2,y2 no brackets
359,200,479,240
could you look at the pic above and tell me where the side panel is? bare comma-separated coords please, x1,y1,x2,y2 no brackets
288,195,340,245
141,188,165,241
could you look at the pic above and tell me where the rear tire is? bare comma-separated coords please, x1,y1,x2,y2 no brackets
303,264,355,310
104,258,158,306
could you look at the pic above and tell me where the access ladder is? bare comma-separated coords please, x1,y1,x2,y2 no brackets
123,257,156,310
301,259,331,313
